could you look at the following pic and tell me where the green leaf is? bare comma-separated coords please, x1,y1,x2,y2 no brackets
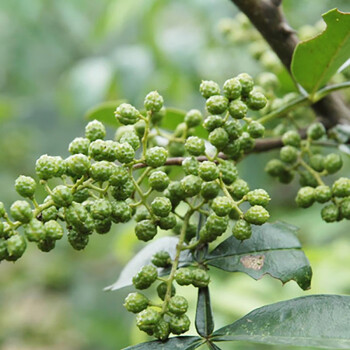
122,336,202,350
205,222,312,290
212,295,350,348
104,237,192,291
208,343,222,350
195,287,214,337
291,9,350,96
161,107,187,131
85,100,126,128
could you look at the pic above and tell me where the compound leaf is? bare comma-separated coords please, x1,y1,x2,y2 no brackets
195,287,214,337
205,222,312,290
212,295,350,348
291,9,350,96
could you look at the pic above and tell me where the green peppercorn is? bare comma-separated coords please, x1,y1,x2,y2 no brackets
314,185,332,203
206,95,229,115
200,181,220,200
265,159,286,177
65,154,90,177
151,251,171,268
134,120,146,138
169,314,190,335
111,180,135,201
295,187,315,208
157,281,176,300
145,147,168,167
321,204,339,223
168,141,186,157
94,217,112,234
209,127,229,150
246,91,267,110
51,185,73,207
124,292,149,313
6,234,27,260
246,189,270,207
73,188,90,203
229,179,250,200
237,73,254,95
307,122,326,140
35,155,65,180
154,319,170,341
181,175,202,197
111,201,132,223
238,132,255,152
332,177,350,198
115,142,135,164
184,109,202,127
149,171,170,191
228,100,248,119
10,200,32,223
198,161,219,181
135,220,157,241
224,119,242,140
135,206,151,222
41,205,58,222
203,115,224,131
151,197,172,217
109,166,129,187
158,213,177,230
309,154,325,172
206,213,228,236
185,136,205,156
132,265,158,289
280,146,298,164
223,78,242,100
67,229,89,250
199,80,220,98
244,205,270,225
136,307,161,335
85,120,106,141
324,153,343,174
191,269,210,288
247,121,265,139
144,91,164,112
233,219,252,240
299,170,318,188
211,196,232,217
44,220,64,240
68,137,90,155
89,161,114,182
340,199,350,219
175,268,193,286
65,202,94,235
168,296,188,315
15,175,36,198
24,218,45,242
282,130,301,147
90,199,112,220
115,103,140,125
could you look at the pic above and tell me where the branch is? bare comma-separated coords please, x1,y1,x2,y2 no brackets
230,0,350,125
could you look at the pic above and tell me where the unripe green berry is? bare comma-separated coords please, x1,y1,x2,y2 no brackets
175,268,193,286
224,119,242,140
299,170,318,188
111,200,132,223
280,145,298,163
182,157,199,175
168,141,186,157
332,177,350,198
144,91,164,112
0,239,8,260
174,123,187,138
66,202,94,235
135,220,157,241
223,142,241,159
324,153,343,174
51,185,73,207
168,296,188,315
233,219,252,240
35,155,65,180
247,121,265,139
219,161,238,185
314,185,332,203
223,78,242,100
89,161,114,182
209,127,229,150
132,265,158,289
85,120,106,141
94,217,112,234
41,205,58,222
185,136,205,156
68,230,89,250
203,115,224,131
136,308,161,334
238,132,255,152
124,292,149,313
321,204,339,223
246,91,267,110
228,100,248,119
169,314,190,335
309,154,325,172
198,161,219,181
237,73,254,95
111,180,134,201
154,319,170,341
91,199,112,220
282,130,301,147
211,196,232,217
24,218,45,242
44,220,64,240
206,213,228,236
115,103,140,125
192,269,210,288
37,237,56,252
15,175,36,198
6,234,27,260
199,80,220,98
201,181,220,200
115,142,135,164
181,175,202,197
65,154,90,177
109,166,129,187
145,147,168,168
265,159,286,177
295,187,315,208
73,188,90,203
0,202,5,218
68,137,90,155
230,179,250,200
158,213,177,230
134,120,146,138
184,109,202,127
151,251,171,268
10,200,32,223
151,197,172,217
166,181,185,202
157,282,176,300
307,122,326,140
244,205,270,225
206,95,229,115
340,199,350,219
149,171,170,191
88,140,107,161
246,189,270,207
119,131,141,151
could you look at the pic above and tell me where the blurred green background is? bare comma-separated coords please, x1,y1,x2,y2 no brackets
1,0,350,349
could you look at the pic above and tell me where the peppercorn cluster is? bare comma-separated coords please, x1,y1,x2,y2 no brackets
265,122,350,223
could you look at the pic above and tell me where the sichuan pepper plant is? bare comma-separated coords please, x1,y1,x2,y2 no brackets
1,2,350,350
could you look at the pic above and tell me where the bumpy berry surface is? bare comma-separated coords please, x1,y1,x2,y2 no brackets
144,91,164,112
68,137,90,155
133,265,158,290
203,115,224,131
199,80,220,98
185,136,205,156
244,205,270,225
282,130,301,147
145,147,168,167
223,78,242,100
168,296,188,315
332,177,350,197
184,109,202,127
324,153,343,174
295,187,315,208
246,189,270,207
135,220,157,241
191,269,210,288
15,175,36,198
198,161,219,182
124,292,149,313
149,171,169,191
10,200,33,223
314,186,332,203
151,197,172,217
206,95,229,115
85,120,106,141
233,219,252,240
157,282,176,301
307,122,326,140
228,100,247,119
321,204,339,223
211,196,231,217
115,103,140,125
209,127,229,150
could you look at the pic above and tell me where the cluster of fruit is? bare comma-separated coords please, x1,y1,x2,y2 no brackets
265,122,350,223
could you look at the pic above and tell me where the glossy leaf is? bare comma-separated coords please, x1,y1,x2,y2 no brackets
105,237,192,291
291,9,350,96
123,336,202,350
85,100,126,128
195,287,214,337
205,222,312,290
212,295,350,348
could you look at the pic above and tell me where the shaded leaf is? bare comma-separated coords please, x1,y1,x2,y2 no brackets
105,237,192,291
161,107,187,131
291,9,350,96
205,222,312,290
212,295,350,349
85,100,126,128
195,287,214,337
123,336,202,350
